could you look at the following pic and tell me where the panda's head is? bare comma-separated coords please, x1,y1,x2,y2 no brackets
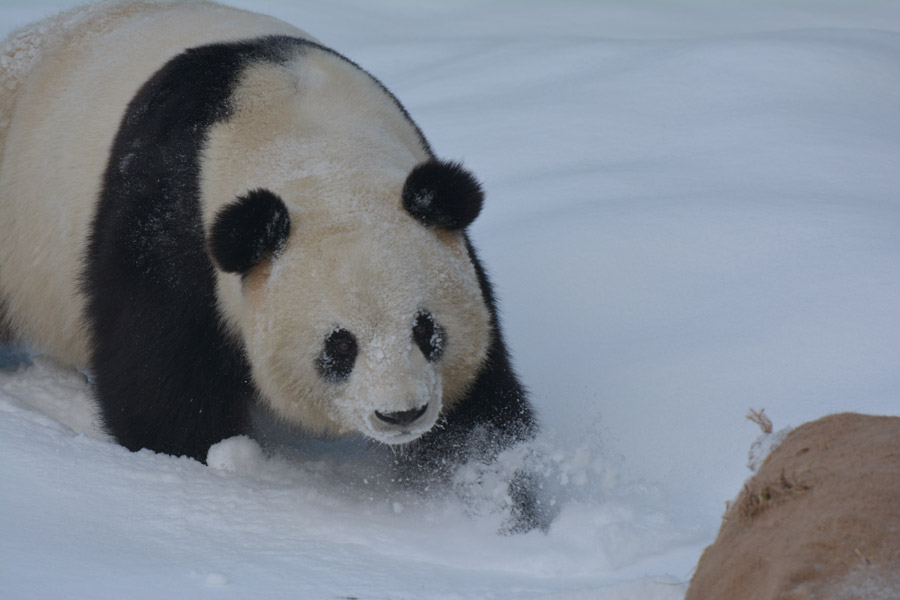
206,159,491,445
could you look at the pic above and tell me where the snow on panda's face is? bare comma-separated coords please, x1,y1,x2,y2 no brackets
239,213,491,445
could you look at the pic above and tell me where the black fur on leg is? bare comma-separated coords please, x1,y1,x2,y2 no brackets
207,188,291,275
402,160,483,231
82,39,310,461
503,470,555,535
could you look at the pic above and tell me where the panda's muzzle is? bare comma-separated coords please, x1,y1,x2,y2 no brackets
375,404,429,427
362,397,440,444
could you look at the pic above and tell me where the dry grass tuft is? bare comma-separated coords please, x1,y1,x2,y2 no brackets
738,469,810,524
747,408,773,434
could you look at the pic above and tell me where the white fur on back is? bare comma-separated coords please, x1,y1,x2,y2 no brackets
0,1,312,366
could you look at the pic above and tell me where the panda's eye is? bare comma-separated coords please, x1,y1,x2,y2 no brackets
334,339,354,356
316,328,358,383
413,312,444,362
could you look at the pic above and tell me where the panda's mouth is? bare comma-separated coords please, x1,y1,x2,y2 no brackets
365,401,439,444
374,404,429,427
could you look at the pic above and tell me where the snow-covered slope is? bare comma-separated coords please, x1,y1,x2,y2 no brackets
3,1,899,598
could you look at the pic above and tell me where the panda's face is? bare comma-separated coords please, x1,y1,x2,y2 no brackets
197,53,494,443
236,213,491,445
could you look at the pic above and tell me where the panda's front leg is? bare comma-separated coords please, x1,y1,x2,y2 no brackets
397,343,553,533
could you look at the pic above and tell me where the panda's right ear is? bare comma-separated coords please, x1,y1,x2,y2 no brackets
207,188,291,275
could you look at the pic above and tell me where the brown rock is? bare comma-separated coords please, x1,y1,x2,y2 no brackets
686,412,900,600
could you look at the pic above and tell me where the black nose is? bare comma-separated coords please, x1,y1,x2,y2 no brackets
375,404,428,426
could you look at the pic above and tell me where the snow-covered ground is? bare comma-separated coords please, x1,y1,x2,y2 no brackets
3,1,900,598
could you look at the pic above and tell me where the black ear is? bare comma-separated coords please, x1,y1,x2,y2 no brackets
208,188,291,274
402,160,484,230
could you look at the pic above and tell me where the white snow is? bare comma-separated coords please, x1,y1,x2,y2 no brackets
3,1,900,599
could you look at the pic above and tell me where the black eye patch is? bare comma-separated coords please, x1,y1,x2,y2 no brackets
413,312,444,362
316,328,358,383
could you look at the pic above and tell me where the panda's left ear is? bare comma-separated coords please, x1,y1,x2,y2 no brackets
207,188,291,274
402,160,484,231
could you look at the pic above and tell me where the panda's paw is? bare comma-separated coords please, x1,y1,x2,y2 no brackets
447,444,558,535
501,469,557,535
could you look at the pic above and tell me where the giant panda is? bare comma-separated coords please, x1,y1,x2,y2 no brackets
1,1,543,530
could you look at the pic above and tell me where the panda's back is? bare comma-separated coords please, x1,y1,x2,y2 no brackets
0,1,311,365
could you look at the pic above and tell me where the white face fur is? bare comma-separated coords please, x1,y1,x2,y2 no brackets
241,217,491,444
202,51,491,444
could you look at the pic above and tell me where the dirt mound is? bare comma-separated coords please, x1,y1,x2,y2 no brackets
686,412,900,600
